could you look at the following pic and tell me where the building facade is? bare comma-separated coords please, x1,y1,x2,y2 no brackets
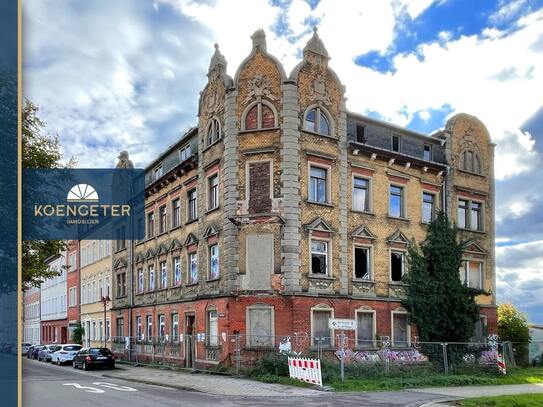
23,286,40,344
40,253,68,344
111,29,496,365
79,240,112,348
66,240,80,340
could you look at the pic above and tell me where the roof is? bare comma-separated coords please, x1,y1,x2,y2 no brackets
145,126,198,171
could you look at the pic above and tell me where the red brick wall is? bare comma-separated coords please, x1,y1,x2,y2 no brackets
41,319,68,344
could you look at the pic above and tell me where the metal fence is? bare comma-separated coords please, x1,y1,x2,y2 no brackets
109,334,543,381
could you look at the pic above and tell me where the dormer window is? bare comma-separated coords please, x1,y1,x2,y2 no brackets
392,135,400,152
423,144,432,161
304,107,331,136
154,165,163,180
243,101,277,131
356,124,366,143
180,144,191,162
206,118,221,146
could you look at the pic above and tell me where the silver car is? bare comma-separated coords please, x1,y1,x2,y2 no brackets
51,344,83,365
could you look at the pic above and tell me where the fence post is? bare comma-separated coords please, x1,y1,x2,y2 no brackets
339,332,346,382
235,334,241,376
442,342,449,374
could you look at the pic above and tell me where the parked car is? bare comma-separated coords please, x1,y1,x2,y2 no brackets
29,345,44,359
73,348,115,371
26,345,35,358
21,343,32,356
51,344,82,365
38,345,59,362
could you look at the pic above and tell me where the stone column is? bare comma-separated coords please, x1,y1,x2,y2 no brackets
337,96,349,295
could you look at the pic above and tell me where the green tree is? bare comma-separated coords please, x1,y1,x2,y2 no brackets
498,303,531,366
22,99,74,289
402,212,480,342
71,323,84,345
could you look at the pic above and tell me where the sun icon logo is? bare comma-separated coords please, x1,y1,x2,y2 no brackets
66,184,99,202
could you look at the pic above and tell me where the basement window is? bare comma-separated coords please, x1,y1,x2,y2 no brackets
390,251,405,282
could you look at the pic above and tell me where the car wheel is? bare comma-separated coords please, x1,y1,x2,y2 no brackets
82,362,88,371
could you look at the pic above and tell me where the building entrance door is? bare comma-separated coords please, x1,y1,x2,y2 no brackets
185,314,195,368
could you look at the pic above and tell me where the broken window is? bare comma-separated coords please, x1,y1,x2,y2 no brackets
392,135,400,152
459,260,483,289
311,240,328,275
390,251,405,282
354,246,370,280
355,124,366,143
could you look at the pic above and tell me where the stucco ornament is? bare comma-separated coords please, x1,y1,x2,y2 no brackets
115,151,134,168
244,74,276,103
309,75,332,105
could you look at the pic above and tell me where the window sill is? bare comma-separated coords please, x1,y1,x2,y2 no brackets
145,236,156,242
115,295,128,300
186,282,199,287
302,129,337,140
135,240,145,246
205,206,220,215
203,138,222,152
387,216,410,222
352,278,375,284
238,126,280,135
308,274,335,280
351,209,375,216
206,278,220,283
389,281,408,286
185,219,198,226
170,224,182,232
306,200,334,208
204,344,221,350
457,227,486,234
157,231,168,238
457,168,485,178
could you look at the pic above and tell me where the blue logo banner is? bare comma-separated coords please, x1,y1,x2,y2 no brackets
23,168,145,240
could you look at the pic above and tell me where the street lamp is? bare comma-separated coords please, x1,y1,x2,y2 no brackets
101,295,110,347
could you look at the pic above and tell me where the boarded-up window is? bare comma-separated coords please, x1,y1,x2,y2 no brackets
392,313,408,347
261,104,275,128
356,312,373,347
248,162,272,214
247,306,273,347
245,235,273,290
245,105,258,130
312,310,331,346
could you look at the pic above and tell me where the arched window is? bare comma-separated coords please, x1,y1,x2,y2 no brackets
459,150,483,174
243,101,277,131
304,107,331,136
206,118,221,146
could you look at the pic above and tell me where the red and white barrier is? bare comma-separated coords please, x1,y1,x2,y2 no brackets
497,353,506,375
288,357,323,387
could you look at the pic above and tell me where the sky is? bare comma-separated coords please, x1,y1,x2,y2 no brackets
23,0,543,324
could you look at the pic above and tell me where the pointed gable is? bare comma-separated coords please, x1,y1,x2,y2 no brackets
157,243,169,255
387,229,409,245
114,258,127,269
464,240,487,255
135,252,145,263
184,233,198,246
145,248,156,260
352,224,376,240
203,224,220,239
168,239,183,252
304,217,334,234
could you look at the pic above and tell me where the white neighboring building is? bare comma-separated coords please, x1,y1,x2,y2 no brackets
40,253,68,344
23,286,41,344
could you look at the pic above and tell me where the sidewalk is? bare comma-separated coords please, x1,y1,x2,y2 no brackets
412,383,543,398
102,363,324,396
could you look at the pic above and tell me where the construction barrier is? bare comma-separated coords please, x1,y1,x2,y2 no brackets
288,356,322,387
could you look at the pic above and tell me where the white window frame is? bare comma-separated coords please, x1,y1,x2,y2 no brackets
206,308,219,346
308,163,331,204
310,305,334,347
154,164,163,181
179,143,192,162
352,174,371,212
148,264,155,291
303,105,334,137
310,238,331,276
188,252,198,284
353,244,372,281
391,308,411,347
460,259,484,290
388,183,406,219
422,191,436,224
173,257,181,286
206,117,221,146
137,268,144,293
160,261,168,289
208,244,220,280
389,249,407,282
354,308,376,348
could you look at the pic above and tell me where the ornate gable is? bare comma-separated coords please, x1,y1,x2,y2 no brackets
387,229,409,245
114,258,127,269
184,233,199,246
145,248,156,260
203,224,220,239
464,240,487,255
304,217,334,233
157,243,169,255
168,239,183,252
352,224,376,240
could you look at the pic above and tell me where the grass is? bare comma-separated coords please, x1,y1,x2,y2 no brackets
460,393,543,407
329,366,543,392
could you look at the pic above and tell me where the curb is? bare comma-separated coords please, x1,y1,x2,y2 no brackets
102,373,204,393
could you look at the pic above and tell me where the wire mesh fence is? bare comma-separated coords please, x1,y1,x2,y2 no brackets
108,334,543,381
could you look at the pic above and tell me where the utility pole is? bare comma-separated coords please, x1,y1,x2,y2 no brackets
101,295,110,347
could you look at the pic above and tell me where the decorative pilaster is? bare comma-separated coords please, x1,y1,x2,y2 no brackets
338,95,349,295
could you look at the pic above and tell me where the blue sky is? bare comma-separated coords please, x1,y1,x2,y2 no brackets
23,0,543,323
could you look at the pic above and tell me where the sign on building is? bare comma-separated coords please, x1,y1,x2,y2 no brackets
287,357,322,387
328,318,357,330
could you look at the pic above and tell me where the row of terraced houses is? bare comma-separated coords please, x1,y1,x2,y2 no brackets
23,29,497,367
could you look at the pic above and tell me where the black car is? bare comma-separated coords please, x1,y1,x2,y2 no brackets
29,345,44,360
73,348,115,371
26,345,35,359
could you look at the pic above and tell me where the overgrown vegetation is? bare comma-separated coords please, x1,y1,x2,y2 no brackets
460,393,543,407
498,303,531,367
402,212,480,344
71,324,84,344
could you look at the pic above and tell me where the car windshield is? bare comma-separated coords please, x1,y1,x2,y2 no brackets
64,346,82,351
89,348,112,356
47,346,57,350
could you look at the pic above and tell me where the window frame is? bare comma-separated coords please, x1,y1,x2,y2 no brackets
148,264,155,291
179,144,192,162
146,315,153,342
187,188,198,222
308,164,330,204
158,205,167,234
391,308,411,348
246,304,275,348
422,191,436,224
159,261,167,289
354,308,376,348
353,244,372,280
206,118,221,147
352,175,371,212
147,211,155,239
171,198,181,228
303,106,333,137
173,256,181,286
389,249,407,282
355,124,366,143
208,244,220,280
460,259,484,290
207,173,219,211
391,134,401,152
388,184,406,219
310,306,334,347
188,252,198,284
423,144,432,161
206,308,219,347
154,164,163,181
241,100,278,131
137,268,144,293
310,238,330,276
171,313,179,342
457,198,484,232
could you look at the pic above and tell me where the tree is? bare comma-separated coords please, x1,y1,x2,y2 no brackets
22,99,74,289
498,303,530,366
402,212,480,342
71,323,84,345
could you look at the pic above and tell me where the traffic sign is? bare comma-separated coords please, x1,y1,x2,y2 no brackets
328,318,357,330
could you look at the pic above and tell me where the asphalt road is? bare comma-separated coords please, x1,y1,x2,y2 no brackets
22,358,447,407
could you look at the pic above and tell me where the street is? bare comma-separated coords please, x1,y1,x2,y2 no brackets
22,358,451,407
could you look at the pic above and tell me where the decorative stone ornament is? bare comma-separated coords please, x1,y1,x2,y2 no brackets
251,29,267,52
116,151,134,168
244,74,276,103
309,75,332,105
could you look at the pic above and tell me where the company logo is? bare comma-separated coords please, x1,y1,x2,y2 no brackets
67,184,99,202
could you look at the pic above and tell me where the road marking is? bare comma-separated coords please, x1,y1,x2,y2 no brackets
62,383,105,393
92,382,138,392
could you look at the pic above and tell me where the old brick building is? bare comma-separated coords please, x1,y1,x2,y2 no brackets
111,29,496,366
